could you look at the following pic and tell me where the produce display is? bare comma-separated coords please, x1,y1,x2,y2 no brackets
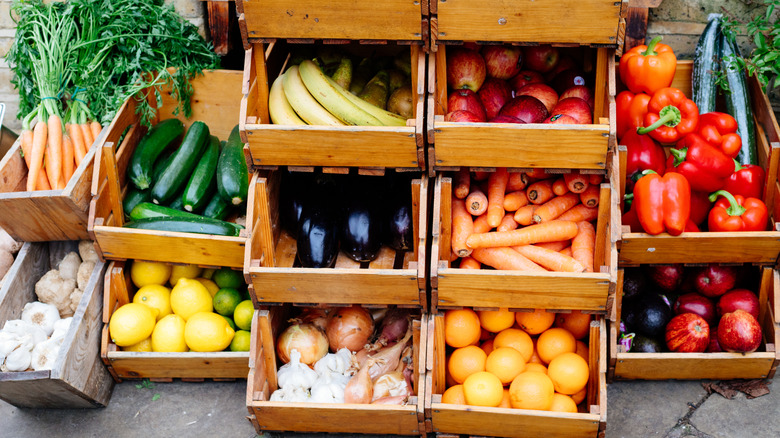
0,227,22,288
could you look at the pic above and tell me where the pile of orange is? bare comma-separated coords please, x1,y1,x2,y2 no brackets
441,308,592,413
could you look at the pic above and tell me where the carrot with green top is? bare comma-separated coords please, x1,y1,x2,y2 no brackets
68,123,86,165
572,221,595,272
62,135,74,185
27,120,48,192
466,220,579,249
46,114,63,190
20,128,51,190
533,192,580,223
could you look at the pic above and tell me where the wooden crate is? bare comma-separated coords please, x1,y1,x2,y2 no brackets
609,267,780,380
425,313,607,438
0,242,113,408
429,46,617,172
101,260,250,381
88,69,248,269
244,170,428,309
617,61,780,265
246,306,426,435
240,41,426,170
430,171,619,314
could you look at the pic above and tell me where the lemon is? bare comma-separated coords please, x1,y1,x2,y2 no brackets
213,268,244,289
133,284,172,321
130,261,171,288
213,288,243,316
151,314,188,352
170,278,213,320
201,268,216,280
196,278,220,297
123,337,152,352
169,264,203,286
221,315,237,330
233,300,254,331
184,312,235,352
230,330,251,352
109,303,158,347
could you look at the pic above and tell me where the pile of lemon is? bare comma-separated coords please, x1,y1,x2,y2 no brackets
108,261,255,353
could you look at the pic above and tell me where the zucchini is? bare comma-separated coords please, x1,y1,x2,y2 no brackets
122,188,150,217
168,192,186,211
130,202,205,221
124,217,242,237
182,135,220,212
720,33,758,165
217,125,249,206
127,119,184,190
201,192,231,220
152,151,176,182
151,121,209,204
693,14,722,114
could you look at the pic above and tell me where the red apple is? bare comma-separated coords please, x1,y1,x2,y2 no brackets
523,45,559,73
707,327,722,352
448,89,486,121
646,264,684,292
550,69,588,94
498,96,549,124
447,48,486,92
694,264,738,298
560,86,594,110
463,42,481,51
718,309,762,353
673,293,717,326
445,110,483,122
551,97,592,125
717,289,760,320
481,45,523,80
666,313,710,353
489,115,524,124
515,83,558,114
509,70,545,93
545,56,578,81
478,78,512,120
544,114,579,124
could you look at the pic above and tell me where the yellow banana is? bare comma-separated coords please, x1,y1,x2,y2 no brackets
323,71,408,126
282,66,344,126
269,73,306,125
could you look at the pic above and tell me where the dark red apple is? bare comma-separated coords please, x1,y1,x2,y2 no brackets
543,114,579,124
515,83,558,114
694,264,738,298
489,115,524,124
509,70,545,93
448,89,486,121
551,97,592,125
718,309,762,353
481,45,523,80
560,86,594,110
478,78,512,120
550,69,588,94
545,56,578,81
463,42,482,51
646,264,684,292
665,313,710,353
523,45,559,73
447,48,486,92
445,110,483,122
673,293,717,326
498,96,549,124
707,327,722,352
717,289,760,320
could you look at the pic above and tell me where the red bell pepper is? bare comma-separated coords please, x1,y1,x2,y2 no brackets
637,88,699,144
618,36,677,95
616,91,651,140
666,133,736,192
622,197,643,232
633,171,691,236
697,112,742,159
685,220,701,232
623,129,666,192
708,190,768,232
723,163,765,200
689,190,713,226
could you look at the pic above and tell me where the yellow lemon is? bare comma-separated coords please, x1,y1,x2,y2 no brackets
133,284,172,321
109,303,158,347
123,337,152,352
230,330,251,352
151,314,188,352
196,278,220,297
184,312,235,352
233,300,254,331
169,264,203,286
130,261,171,288
170,278,213,320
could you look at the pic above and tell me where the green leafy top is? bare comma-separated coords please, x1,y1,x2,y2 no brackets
720,0,780,92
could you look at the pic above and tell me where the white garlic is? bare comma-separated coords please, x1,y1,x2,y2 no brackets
0,331,21,364
3,319,47,345
314,348,354,377
4,338,33,371
21,302,60,336
31,337,63,371
50,317,73,341
277,349,318,390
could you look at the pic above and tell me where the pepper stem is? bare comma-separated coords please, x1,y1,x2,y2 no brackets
734,159,742,173
709,190,746,217
637,105,682,134
669,147,688,167
641,35,663,57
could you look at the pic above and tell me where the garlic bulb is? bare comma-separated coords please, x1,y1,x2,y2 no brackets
31,337,63,371
51,317,73,341
4,338,33,371
309,372,349,403
269,386,310,402
314,348,354,377
277,349,318,390
0,331,21,364
21,302,60,336
3,319,47,346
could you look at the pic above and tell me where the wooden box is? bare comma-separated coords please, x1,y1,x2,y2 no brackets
244,170,428,309
609,267,780,380
88,69,248,268
246,305,426,435
429,46,616,172
617,61,780,265
425,313,607,437
101,260,250,381
0,242,113,408
240,41,426,170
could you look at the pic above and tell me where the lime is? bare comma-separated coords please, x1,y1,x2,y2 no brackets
230,330,251,352
201,268,216,280
233,300,254,331
196,278,220,297
130,261,171,288
109,303,158,347
151,314,187,352
184,312,235,352
221,315,237,331
133,284,172,321
169,264,203,286
170,278,213,320
213,268,244,289
213,288,243,316
123,337,152,352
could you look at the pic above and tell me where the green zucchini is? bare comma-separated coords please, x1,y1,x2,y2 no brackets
217,125,249,206
130,202,205,221
692,14,722,114
168,192,186,211
122,188,150,217
201,191,231,220
152,151,176,182
151,121,209,204
182,135,220,212
124,217,242,237
127,119,184,190
720,33,758,165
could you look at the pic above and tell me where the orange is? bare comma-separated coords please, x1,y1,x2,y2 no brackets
547,352,589,395
555,310,592,340
523,363,548,374
575,340,589,362
498,388,512,408
445,309,482,348
571,386,587,405
515,309,555,335
445,356,459,388
463,371,504,407
448,345,487,384
529,347,543,364
480,339,495,356
549,393,578,413
486,347,526,385
493,328,534,362
509,371,554,411
441,385,466,405
537,327,576,364
478,308,515,333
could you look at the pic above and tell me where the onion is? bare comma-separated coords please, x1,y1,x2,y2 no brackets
368,328,412,381
276,322,329,365
326,306,374,352
300,308,329,332
368,308,410,351
344,358,375,404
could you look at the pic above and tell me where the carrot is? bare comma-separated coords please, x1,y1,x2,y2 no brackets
579,185,600,208
572,221,596,272
559,247,573,257
497,213,519,232
527,179,555,205
62,135,75,185
473,212,492,233
487,168,509,227
90,121,102,141
449,250,459,263
466,220,579,249
507,172,529,192
68,123,86,165
533,192,580,223
46,115,63,190
465,188,488,216
534,240,571,252
473,171,490,181
20,129,51,191
513,205,538,226
564,172,589,194
27,120,48,192
503,190,528,211
552,177,569,196
524,169,549,180
472,247,546,272
588,174,604,185
459,256,481,270
557,204,599,222
454,168,471,199
452,198,474,257
80,123,94,152
513,245,585,272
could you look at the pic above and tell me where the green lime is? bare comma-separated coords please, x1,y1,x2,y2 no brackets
221,315,237,330
213,268,244,289
230,330,251,351
233,300,254,331
213,288,243,316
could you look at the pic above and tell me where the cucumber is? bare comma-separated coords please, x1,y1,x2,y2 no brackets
217,125,249,206
692,14,722,114
182,135,220,212
720,33,758,165
127,119,184,190
151,121,209,204
124,217,242,237
201,191,231,220
122,188,150,217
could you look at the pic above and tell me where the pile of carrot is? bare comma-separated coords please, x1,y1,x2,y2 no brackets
451,168,603,273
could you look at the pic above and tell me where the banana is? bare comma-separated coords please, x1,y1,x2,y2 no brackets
324,74,408,126
269,73,306,125
298,60,384,126
281,65,344,126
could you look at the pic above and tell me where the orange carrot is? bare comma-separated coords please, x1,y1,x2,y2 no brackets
513,205,538,226
46,115,63,190
466,220,579,249
80,123,94,152
579,185,600,208
62,135,75,185
459,256,481,270
68,123,86,166
559,246,573,257
472,247,546,272
454,168,471,199
472,212,492,233
27,120,48,192
20,129,51,191
564,172,589,194
552,177,569,196
465,188,488,216
473,171,490,181
524,168,549,180
90,121,102,141
557,204,599,222
503,190,528,211
487,168,509,227
533,192,580,223
497,213,519,232
513,245,585,272
507,172,529,192
452,198,474,257
534,240,571,252
449,250,459,262
527,179,555,205
572,221,595,272
588,174,604,185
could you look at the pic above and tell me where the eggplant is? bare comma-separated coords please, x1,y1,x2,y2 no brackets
280,171,312,238
386,202,413,251
297,206,339,268
341,198,382,262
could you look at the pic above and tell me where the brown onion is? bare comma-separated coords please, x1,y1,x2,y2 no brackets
344,358,375,404
326,306,374,352
300,308,329,332
276,322,329,365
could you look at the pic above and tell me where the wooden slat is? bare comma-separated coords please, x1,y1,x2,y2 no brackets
623,7,650,53
613,353,776,380
102,143,124,227
368,246,397,269
618,232,780,265
207,1,232,55
104,353,250,379
273,231,297,268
